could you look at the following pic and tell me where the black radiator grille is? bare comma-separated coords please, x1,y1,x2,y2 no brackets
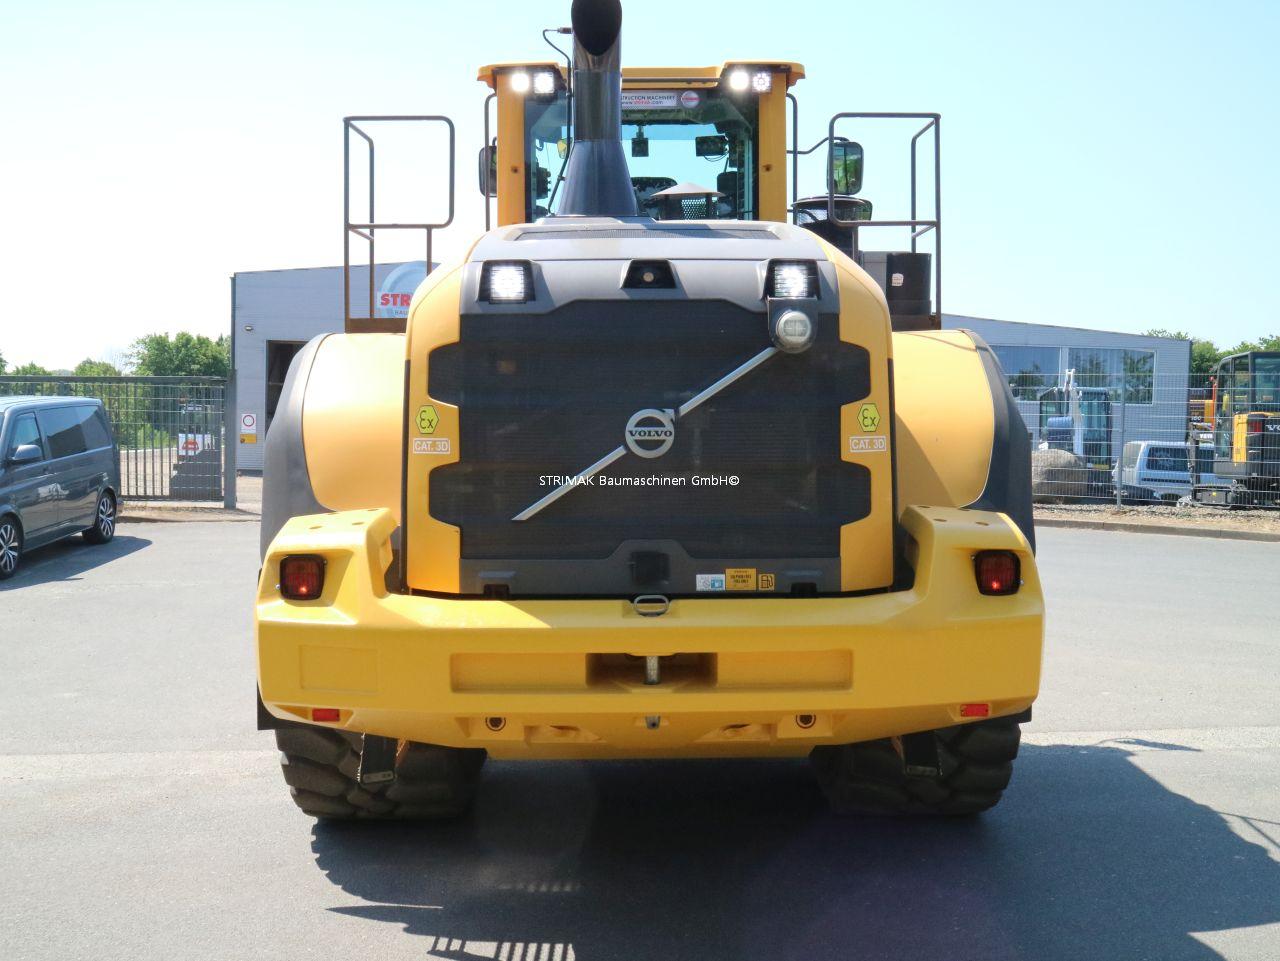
428,300,871,561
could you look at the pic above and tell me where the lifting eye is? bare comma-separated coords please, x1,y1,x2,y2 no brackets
623,261,675,289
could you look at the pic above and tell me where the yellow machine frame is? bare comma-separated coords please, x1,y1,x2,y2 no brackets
257,45,1043,766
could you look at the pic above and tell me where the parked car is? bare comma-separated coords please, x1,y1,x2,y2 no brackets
0,396,120,579
1114,440,1199,503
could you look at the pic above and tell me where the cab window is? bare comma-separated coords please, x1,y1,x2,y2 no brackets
6,414,43,461
1254,355,1280,403
37,407,89,460
525,88,760,221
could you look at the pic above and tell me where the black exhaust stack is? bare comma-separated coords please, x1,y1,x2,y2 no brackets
558,0,638,217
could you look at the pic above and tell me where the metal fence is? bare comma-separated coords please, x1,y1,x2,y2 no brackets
0,376,228,502
1021,371,1280,509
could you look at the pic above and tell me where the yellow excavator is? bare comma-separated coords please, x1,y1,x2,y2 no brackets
255,0,1043,819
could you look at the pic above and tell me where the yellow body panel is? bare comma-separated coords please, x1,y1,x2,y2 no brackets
818,241,896,590
258,505,1042,759
755,81,789,223
892,330,995,510
1233,414,1249,463
303,333,406,518
403,264,465,594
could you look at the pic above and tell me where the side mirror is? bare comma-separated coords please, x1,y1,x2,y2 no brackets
7,444,42,466
477,144,498,198
695,135,728,159
829,139,864,195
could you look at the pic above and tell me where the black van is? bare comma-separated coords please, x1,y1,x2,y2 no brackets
0,396,121,579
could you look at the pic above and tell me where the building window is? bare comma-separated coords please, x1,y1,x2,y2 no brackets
1066,348,1154,404
991,346,1060,401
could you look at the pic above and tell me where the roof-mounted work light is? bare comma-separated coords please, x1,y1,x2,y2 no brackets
726,68,772,94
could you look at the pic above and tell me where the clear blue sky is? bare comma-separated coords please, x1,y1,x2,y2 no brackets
3,0,1277,368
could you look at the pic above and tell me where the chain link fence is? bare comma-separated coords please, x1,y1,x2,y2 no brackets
1023,371,1280,509
0,376,227,502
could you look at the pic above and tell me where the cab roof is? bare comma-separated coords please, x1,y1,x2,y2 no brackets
477,61,805,89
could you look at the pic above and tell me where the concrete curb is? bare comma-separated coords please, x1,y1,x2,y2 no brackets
120,510,260,524
1034,516,1280,543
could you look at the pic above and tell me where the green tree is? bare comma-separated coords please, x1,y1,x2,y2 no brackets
0,349,6,374
1141,329,1223,377
73,358,122,377
11,361,52,376
127,332,229,377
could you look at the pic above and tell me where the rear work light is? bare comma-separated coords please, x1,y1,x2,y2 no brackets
766,260,818,299
280,554,325,601
974,550,1020,596
482,261,534,303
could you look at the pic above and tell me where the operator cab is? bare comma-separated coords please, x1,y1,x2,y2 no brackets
518,74,764,220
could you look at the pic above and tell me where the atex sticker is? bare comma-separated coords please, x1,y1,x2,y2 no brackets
849,435,888,454
416,405,439,435
858,403,881,432
696,574,726,592
412,438,451,455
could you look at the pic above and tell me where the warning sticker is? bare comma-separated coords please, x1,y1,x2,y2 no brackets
412,438,451,455
758,573,776,591
726,568,756,591
858,403,881,432
416,405,439,435
696,573,726,592
849,435,888,454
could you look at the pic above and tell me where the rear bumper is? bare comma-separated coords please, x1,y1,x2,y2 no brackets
256,506,1043,759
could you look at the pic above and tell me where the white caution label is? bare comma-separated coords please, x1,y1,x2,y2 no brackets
848,435,888,453
696,574,726,592
412,438,452,455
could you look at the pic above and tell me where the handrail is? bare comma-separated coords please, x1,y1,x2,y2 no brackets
343,115,456,330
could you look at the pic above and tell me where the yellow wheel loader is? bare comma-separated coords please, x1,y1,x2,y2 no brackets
255,0,1043,819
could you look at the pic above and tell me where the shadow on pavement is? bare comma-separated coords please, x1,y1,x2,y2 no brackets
0,534,150,591
310,743,1280,960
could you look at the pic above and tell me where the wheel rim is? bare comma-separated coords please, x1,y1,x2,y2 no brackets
0,523,17,574
97,495,115,539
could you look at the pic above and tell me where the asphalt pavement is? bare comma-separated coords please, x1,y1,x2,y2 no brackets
2,522,1278,961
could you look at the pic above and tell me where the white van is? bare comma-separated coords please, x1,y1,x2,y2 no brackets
1115,441,1195,503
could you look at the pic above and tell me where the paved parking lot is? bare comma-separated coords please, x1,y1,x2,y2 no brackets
2,522,1279,960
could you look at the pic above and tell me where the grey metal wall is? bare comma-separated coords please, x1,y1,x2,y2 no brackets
943,314,1192,450
231,263,405,471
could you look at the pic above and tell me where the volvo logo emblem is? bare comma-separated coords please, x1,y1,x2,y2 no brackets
625,408,676,459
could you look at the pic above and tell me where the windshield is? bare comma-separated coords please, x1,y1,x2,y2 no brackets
1254,355,1280,402
525,88,759,221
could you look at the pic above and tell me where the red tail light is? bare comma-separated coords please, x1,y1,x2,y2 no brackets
280,554,325,600
1248,417,1263,434
974,550,1020,596
311,707,340,722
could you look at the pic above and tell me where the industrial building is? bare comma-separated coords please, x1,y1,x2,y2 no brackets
230,265,1192,472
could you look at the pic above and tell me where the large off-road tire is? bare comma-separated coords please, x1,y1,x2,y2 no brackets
810,717,1021,816
275,727,486,820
